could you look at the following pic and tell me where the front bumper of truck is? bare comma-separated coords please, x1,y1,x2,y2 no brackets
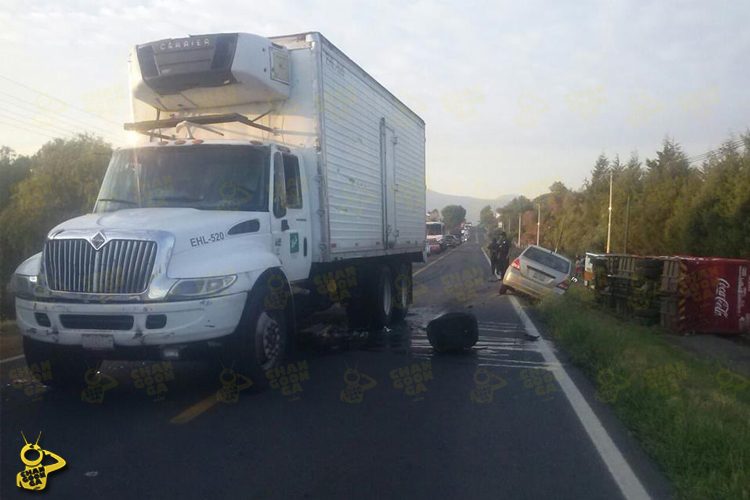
15,292,247,348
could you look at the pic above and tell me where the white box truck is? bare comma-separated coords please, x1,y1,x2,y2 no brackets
11,32,426,386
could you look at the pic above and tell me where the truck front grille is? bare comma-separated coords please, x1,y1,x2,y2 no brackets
45,239,157,294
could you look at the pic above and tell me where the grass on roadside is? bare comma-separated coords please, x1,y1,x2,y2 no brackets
537,286,750,500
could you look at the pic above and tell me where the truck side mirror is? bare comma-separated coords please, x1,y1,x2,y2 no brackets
273,152,287,218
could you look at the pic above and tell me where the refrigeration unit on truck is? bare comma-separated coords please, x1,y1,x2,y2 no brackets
11,32,426,386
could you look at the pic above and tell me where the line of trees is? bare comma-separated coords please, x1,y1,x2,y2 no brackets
0,135,112,318
483,133,750,259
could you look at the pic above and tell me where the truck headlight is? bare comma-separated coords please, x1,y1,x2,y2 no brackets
10,274,40,300
167,275,237,299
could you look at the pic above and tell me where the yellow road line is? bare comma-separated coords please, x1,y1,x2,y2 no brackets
170,394,219,424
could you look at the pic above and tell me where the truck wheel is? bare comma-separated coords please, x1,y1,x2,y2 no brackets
392,262,411,322
22,337,92,389
233,272,290,387
372,265,394,328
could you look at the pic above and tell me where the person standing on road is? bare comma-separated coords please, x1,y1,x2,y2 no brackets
497,232,511,279
488,237,501,277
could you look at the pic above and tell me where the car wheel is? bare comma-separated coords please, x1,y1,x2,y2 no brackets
371,265,394,328
392,262,411,322
233,271,290,387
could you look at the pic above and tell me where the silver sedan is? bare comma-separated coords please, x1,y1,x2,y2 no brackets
501,245,572,299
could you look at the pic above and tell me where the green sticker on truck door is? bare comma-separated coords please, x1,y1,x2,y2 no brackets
290,232,299,253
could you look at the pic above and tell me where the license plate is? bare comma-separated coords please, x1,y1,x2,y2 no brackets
82,334,114,350
530,271,547,283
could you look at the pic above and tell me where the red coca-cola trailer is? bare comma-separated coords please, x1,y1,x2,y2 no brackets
668,257,750,335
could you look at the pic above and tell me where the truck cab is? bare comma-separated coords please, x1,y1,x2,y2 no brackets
14,139,308,384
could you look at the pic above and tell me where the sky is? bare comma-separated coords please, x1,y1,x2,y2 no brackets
0,0,748,199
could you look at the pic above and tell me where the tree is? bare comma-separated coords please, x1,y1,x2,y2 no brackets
0,134,112,318
0,147,31,211
479,205,495,229
441,205,466,232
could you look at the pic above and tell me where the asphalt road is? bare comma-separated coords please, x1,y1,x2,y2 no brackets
0,238,672,499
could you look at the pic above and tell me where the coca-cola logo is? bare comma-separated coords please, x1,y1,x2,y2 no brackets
714,278,730,318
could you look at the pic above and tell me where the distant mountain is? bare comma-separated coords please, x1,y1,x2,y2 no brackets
426,189,517,223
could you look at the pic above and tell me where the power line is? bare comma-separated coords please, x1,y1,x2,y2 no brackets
0,91,121,140
686,138,746,165
0,108,116,142
0,109,84,140
0,117,68,141
0,74,122,126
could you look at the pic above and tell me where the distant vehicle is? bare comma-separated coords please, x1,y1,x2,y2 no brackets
444,235,461,248
500,245,572,299
426,221,445,248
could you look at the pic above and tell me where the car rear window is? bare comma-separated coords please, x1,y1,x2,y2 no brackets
523,247,570,274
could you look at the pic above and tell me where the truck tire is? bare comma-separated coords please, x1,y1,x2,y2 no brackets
232,271,291,387
371,264,394,328
22,337,93,389
391,262,411,322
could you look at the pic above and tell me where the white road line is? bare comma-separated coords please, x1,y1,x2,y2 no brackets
413,246,458,277
0,354,24,365
510,295,650,500
480,243,650,499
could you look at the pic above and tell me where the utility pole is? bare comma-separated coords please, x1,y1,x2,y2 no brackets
518,213,522,246
555,215,565,253
623,195,630,254
536,203,541,246
606,170,613,254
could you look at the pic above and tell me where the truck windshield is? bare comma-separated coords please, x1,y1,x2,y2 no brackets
426,224,443,236
94,145,270,213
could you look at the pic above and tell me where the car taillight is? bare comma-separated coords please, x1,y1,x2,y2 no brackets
556,280,570,290
511,258,521,270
